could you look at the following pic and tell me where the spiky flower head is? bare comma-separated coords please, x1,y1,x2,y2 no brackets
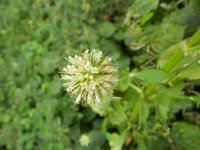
61,49,118,106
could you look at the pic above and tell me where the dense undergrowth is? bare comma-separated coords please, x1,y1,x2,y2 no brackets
0,0,200,149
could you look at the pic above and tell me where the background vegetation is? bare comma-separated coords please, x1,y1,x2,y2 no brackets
0,0,200,149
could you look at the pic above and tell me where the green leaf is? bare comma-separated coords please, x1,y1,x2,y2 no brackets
187,29,200,47
137,138,148,150
171,122,200,150
134,132,148,150
158,29,200,72
116,69,131,91
107,102,128,126
139,102,149,127
150,23,185,53
107,130,127,150
135,69,167,83
98,21,117,38
140,12,154,25
157,103,170,122
146,136,170,150
154,92,172,121
155,83,193,117
157,43,184,71
129,98,142,122
176,61,200,80
130,0,159,16
90,102,108,116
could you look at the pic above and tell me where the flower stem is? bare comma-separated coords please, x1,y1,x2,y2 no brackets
129,83,143,98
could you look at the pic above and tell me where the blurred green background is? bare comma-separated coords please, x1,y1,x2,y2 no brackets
0,0,200,150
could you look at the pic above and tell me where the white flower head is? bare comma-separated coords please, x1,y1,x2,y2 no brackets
61,49,118,106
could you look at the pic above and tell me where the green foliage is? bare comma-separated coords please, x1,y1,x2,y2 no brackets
0,0,200,149
171,122,200,150
135,69,167,83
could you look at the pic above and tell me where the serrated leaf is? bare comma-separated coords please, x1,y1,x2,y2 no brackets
171,122,200,150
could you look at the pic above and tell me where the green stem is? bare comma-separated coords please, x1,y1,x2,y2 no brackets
129,83,143,98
